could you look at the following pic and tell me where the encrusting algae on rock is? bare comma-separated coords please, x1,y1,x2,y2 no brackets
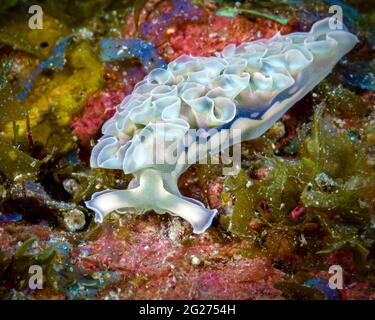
0,0,374,301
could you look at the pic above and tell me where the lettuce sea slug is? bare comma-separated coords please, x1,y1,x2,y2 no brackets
86,18,358,234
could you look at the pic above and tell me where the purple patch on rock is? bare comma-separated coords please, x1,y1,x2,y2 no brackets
100,38,167,72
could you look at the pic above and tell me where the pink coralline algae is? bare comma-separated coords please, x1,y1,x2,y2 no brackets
71,90,125,145
140,0,207,44
132,258,285,300
206,178,224,209
123,0,293,60
289,206,305,220
73,214,287,300
71,65,145,144
158,15,293,61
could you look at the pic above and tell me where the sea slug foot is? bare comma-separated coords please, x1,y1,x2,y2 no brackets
86,169,217,233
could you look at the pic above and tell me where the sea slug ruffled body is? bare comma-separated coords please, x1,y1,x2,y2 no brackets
85,18,358,233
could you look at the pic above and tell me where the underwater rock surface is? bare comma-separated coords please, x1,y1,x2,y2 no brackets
0,0,374,300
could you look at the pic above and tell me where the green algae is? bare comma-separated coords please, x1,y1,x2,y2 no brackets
0,236,56,292
40,0,115,25
313,81,371,118
224,170,261,236
0,59,12,90
1,40,103,153
223,102,375,272
0,0,373,299
216,6,289,25
274,280,325,300
0,5,105,156
0,136,40,179
0,236,118,299
134,0,149,33
0,12,69,59
0,0,18,13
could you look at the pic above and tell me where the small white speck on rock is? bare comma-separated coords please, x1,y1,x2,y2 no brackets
191,255,201,266
246,180,253,188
